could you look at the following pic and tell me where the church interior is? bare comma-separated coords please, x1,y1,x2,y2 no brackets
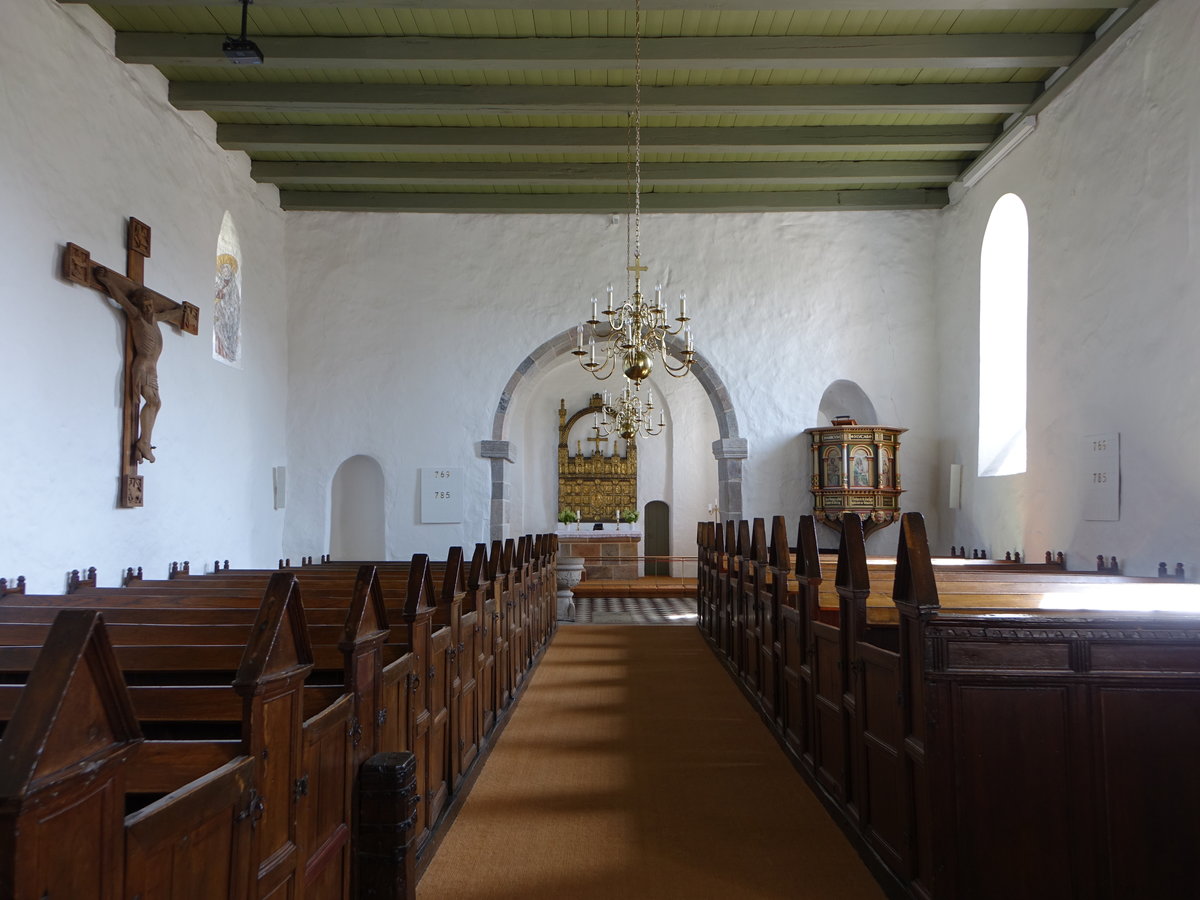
2,0,1198,897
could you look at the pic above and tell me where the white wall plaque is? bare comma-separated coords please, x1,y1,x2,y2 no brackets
421,467,463,524
1082,433,1120,521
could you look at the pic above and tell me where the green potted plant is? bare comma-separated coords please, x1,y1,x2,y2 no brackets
558,509,578,529
621,509,639,525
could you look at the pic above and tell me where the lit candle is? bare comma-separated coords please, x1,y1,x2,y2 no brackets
679,291,687,319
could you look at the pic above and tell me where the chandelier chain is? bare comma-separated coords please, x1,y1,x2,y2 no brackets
573,0,695,393
633,0,641,261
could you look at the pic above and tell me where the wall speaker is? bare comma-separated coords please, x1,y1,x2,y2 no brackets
948,463,962,510
273,466,286,510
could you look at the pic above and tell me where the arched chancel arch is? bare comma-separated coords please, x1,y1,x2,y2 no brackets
480,328,745,542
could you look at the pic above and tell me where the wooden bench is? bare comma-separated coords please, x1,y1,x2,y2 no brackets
51,556,462,848
0,577,355,899
699,511,1200,900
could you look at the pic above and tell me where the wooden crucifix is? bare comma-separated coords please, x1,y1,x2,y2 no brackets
63,218,199,508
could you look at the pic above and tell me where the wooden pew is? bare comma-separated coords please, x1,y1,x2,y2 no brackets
0,609,257,900
1,532,556,899
0,579,351,899
129,536,557,856
699,512,1200,900
60,557,455,851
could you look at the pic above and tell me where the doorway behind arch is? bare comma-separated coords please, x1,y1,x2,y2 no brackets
644,500,670,576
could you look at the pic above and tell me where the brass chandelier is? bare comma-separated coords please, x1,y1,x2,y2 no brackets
595,379,665,442
572,0,695,386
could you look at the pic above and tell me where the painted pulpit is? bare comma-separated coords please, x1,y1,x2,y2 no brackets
805,421,906,537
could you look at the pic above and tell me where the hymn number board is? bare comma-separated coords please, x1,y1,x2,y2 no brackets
421,467,463,523
1082,433,1120,521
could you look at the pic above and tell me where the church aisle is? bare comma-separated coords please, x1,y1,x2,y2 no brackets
571,595,697,624
417,626,884,900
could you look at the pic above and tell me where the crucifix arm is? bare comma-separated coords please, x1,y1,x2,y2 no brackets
94,266,140,318
155,299,186,328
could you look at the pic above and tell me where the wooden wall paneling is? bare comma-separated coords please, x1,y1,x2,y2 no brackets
123,757,257,900
298,693,354,899
1093,685,1200,898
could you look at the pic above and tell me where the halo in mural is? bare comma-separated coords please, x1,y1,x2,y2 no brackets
213,211,243,367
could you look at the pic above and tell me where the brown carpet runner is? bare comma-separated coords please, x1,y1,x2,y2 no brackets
418,626,884,899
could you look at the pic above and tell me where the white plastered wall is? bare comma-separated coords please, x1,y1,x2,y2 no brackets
283,209,940,560
933,0,1200,575
0,0,288,591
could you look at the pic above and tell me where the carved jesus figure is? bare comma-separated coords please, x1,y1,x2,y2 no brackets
95,266,186,464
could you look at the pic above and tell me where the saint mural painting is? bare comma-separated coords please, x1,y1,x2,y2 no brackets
213,211,242,367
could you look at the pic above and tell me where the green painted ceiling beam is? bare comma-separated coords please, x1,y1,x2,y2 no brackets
219,123,999,154
278,188,949,213
118,32,1087,70
252,159,962,186
62,1,1122,11
172,82,1040,116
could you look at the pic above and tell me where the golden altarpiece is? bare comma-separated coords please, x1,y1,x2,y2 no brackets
805,422,905,537
558,395,637,522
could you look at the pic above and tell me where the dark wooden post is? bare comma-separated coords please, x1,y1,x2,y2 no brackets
339,565,391,766
835,512,871,821
891,512,940,899
356,751,421,900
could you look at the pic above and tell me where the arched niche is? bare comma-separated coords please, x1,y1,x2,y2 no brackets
817,379,879,425
329,454,385,560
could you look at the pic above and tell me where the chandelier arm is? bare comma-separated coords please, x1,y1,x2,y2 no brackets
660,319,688,336
659,352,695,377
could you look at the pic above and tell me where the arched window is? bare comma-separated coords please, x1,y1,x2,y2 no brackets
978,194,1028,477
213,211,243,367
